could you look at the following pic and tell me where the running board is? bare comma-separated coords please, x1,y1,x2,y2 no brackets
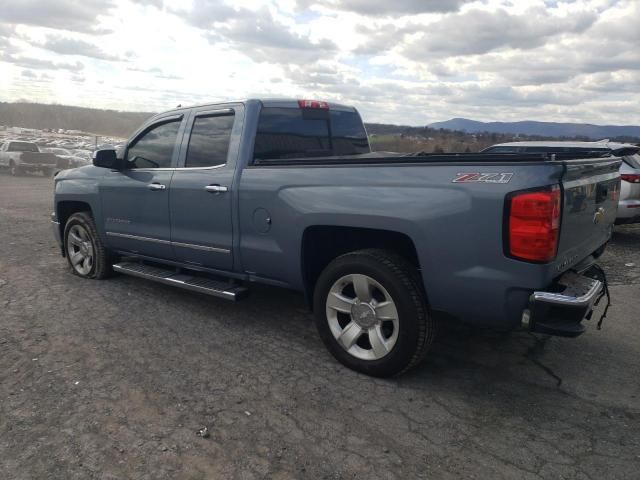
112,261,248,301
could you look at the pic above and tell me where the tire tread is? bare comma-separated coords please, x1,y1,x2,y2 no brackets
314,248,435,377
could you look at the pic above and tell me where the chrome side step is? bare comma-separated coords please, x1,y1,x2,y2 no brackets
112,261,248,301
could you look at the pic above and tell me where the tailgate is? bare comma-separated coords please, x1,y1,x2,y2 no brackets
21,152,58,165
555,157,621,271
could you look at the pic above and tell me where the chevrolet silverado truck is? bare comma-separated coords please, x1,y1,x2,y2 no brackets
0,140,59,176
51,99,620,377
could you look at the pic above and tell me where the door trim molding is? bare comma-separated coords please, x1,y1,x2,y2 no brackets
106,231,231,254
172,241,230,254
106,232,171,245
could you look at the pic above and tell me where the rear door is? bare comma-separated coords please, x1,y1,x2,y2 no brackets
168,106,238,270
100,115,184,259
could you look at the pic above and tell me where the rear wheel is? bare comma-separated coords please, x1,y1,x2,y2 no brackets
313,249,435,377
64,212,113,279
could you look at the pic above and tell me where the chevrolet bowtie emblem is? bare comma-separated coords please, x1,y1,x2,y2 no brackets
593,207,605,224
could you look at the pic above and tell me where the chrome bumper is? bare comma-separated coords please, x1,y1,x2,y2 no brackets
522,271,603,337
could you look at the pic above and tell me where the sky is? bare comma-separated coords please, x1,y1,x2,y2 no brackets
0,0,638,126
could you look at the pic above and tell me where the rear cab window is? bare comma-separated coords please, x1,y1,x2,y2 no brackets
253,105,370,162
622,153,640,170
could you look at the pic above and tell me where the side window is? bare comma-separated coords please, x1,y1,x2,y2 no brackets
185,113,235,168
125,119,181,169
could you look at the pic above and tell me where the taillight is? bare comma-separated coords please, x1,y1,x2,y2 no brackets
621,174,640,184
507,185,561,263
298,99,329,109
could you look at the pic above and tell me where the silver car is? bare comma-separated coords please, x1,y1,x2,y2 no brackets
482,141,640,225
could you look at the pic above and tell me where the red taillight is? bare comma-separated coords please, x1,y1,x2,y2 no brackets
507,186,561,262
621,174,640,184
298,99,329,109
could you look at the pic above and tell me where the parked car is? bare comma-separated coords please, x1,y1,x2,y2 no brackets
52,99,621,377
43,147,76,169
60,156,89,168
482,141,640,224
0,140,58,176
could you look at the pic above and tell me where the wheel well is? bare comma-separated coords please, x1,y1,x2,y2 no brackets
57,201,93,247
301,226,421,305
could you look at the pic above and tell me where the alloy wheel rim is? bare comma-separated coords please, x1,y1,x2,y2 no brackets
326,274,399,361
66,225,94,276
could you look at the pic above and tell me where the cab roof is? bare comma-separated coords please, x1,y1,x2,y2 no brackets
161,98,358,116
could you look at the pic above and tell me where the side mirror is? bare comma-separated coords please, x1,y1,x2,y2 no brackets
93,149,123,169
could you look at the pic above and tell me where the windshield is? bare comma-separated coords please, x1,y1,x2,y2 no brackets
9,142,39,152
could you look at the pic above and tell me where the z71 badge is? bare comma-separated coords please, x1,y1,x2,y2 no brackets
452,172,514,184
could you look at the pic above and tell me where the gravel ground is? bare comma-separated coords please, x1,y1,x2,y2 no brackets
1,174,639,480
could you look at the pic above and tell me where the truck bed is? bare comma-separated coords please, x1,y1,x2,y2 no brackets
241,152,621,329
253,151,610,166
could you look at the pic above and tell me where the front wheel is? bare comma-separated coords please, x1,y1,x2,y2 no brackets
9,162,21,176
63,212,113,279
313,249,435,377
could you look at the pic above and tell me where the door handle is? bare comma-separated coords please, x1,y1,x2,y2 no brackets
205,185,229,193
148,183,166,191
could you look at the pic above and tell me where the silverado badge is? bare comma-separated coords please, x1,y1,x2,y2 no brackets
452,172,514,184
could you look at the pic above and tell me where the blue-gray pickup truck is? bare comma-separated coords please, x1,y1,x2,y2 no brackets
52,99,620,377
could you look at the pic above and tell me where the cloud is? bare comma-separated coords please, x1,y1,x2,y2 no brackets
0,0,638,126
42,35,121,61
298,0,471,16
403,7,598,59
1,53,84,72
132,0,163,7
177,3,337,64
0,0,115,34
174,0,238,29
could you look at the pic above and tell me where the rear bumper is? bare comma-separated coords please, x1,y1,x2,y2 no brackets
522,271,603,337
19,163,56,171
616,199,640,222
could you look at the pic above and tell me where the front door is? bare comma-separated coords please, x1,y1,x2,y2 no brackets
169,109,236,270
100,116,183,259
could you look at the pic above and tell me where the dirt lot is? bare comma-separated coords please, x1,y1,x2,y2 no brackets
1,174,639,480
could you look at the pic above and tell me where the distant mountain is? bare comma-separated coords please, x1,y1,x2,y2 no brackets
429,118,640,141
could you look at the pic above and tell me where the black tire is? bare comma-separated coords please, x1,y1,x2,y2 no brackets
9,162,21,176
313,249,435,377
63,212,113,279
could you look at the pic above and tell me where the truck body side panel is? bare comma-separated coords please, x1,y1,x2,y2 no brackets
237,162,571,329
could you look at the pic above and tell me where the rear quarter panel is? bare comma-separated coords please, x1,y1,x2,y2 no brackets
237,162,566,328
